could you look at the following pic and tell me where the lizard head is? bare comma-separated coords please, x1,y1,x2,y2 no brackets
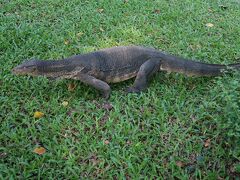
12,59,40,76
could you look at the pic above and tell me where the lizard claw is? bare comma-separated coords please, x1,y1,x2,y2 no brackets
126,87,141,94
101,89,111,99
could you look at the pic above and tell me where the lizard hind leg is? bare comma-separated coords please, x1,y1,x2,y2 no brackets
126,58,161,94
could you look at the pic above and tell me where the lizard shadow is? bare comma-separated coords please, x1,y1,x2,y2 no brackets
74,72,219,99
20,72,224,101
142,72,218,98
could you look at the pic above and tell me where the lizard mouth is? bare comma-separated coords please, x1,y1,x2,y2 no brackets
12,66,21,75
12,66,36,75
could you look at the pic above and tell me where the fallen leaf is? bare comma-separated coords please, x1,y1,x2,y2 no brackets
126,140,132,145
97,8,104,13
33,147,46,155
204,139,211,147
34,111,44,118
62,101,69,107
77,32,84,37
176,161,185,168
68,83,76,91
103,102,113,111
206,23,214,27
154,9,160,14
99,27,104,32
104,140,110,145
208,8,213,13
64,39,70,45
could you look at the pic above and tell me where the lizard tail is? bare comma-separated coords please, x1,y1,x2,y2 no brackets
229,63,240,69
160,54,240,77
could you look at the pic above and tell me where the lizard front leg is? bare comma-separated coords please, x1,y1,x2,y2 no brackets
127,58,161,93
73,73,111,99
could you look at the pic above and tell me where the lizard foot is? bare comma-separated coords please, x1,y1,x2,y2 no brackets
101,89,111,99
126,87,141,94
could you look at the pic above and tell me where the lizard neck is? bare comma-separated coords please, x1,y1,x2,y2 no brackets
36,59,77,77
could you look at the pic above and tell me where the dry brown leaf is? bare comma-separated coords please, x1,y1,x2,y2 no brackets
206,23,214,27
176,161,185,168
68,83,76,91
34,111,44,118
204,139,211,147
104,140,110,145
33,147,46,155
154,9,161,14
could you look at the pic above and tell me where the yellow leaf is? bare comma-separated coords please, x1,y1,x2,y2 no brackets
62,101,69,107
77,32,84,37
206,23,214,27
68,83,76,91
33,147,46,155
99,27,104,32
34,111,44,118
97,8,104,13
64,39,70,45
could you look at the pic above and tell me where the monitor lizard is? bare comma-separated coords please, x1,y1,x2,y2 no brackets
12,46,240,99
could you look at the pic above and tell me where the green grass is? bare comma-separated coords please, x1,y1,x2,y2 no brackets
1,0,240,179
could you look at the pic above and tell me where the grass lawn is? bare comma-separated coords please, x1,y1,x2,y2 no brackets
1,0,240,179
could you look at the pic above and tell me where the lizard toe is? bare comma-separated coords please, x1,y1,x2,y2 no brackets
126,87,141,94
101,89,111,99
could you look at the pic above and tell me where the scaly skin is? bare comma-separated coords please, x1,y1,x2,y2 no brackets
12,46,240,99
